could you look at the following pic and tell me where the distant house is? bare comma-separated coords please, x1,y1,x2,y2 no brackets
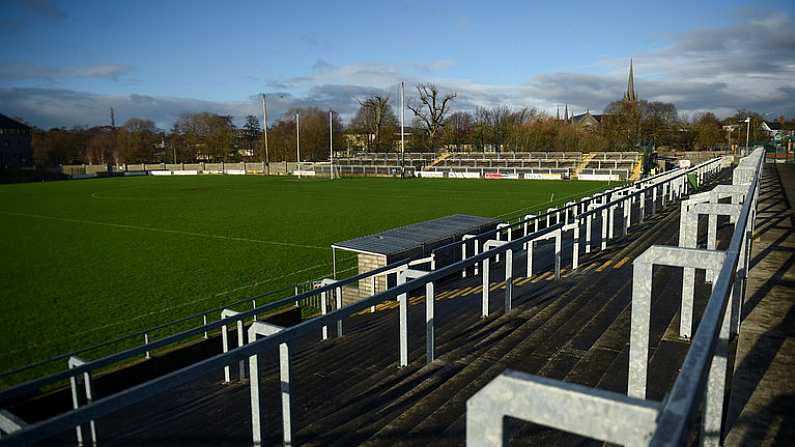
761,121,795,142
571,111,603,132
344,127,417,152
0,114,33,168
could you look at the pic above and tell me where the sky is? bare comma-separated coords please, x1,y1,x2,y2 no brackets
1,0,794,129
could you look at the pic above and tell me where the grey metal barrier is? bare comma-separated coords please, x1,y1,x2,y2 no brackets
0,256,413,408
0,155,725,445
464,148,763,446
437,156,723,272
0,221,566,446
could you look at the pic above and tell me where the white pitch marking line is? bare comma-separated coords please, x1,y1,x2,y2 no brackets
0,210,328,250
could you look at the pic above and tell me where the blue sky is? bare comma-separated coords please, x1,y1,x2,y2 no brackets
1,0,794,128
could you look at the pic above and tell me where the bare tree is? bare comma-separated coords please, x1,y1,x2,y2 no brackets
407,83,456,151
443,111,473,151
351,96,397,152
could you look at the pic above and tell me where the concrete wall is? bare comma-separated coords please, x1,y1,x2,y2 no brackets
358,253,387,298
0,129,32,167
659,151,731,164
61,161,321,177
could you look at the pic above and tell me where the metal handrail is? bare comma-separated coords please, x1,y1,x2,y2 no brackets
0,155,726,444
649,149,763,445
433,157,722,258
1,159,670,388
0,222,565,446
0,255,409,405
462,150,757,446
0,280,307,381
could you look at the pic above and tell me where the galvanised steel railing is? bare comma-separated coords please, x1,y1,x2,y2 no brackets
465,148,764,446
0,157,714,387
433,157,725,270
0,155,726,445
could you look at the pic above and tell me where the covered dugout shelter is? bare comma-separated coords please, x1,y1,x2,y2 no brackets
332,214,498,298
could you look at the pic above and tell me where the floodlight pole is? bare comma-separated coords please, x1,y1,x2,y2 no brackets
261,94,269,175
400,81,406,179
744,117,751,156
296,112,301,179
329,110,334,179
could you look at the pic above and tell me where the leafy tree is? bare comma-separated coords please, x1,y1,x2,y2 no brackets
691,112,723,150
602,101,643,150
117,118,158,162
173,113,235,161
242,115,261,153
266,108,343,162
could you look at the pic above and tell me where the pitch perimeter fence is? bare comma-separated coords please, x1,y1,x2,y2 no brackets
0,154,726,445
466,148,764,446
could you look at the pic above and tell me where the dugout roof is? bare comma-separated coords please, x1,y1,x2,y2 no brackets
332,214,498,258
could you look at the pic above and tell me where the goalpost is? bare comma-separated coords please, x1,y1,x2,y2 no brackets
329,109,340,180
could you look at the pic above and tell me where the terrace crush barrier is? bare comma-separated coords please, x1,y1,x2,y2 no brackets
465,148,763,447
0,155,725,446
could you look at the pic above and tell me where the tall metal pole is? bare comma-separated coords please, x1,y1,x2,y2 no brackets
329,110,334,180
745,117,751,156
296,112,301,179
261,94,269,175
109,107,116,169
400,81,405,179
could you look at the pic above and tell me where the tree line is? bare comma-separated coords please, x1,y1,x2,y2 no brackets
30,83,785,166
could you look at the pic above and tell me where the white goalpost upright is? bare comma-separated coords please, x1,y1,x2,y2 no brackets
296,112,301,179
329,109,335,180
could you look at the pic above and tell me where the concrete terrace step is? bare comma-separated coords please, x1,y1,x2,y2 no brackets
86,169,734,446
357,226,672,446
353,190,718,446
297,283,571,446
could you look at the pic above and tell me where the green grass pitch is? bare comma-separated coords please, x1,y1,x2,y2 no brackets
0,175,611,382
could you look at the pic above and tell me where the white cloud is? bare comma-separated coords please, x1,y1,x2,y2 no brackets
0,63,133,81
2,11,793,129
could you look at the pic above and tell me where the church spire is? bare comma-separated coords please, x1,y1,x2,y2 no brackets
556,105,560,120
564,104,569,122
624,58,637,103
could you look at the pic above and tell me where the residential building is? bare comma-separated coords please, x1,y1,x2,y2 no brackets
0,114,33,168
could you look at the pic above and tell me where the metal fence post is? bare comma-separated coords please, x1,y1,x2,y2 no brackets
525,240,534,277
320,290,328,340
554,230,561,280
482,257,490,318
624,196,631,234
220,309,245,382
628,261,652,399
572,220,580,270
651,186,657,216
426,281,435,364
639,191,645,222
700,295,731,447
370,275,377,313
398,270,408,367
248,322,289,447
505,249,513,312
461,238,468,278
336,286,343,336
585,212,593,254
68,357,97,446
608,203,616,240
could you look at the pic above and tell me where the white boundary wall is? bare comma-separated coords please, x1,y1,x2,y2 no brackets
579,173,620,181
